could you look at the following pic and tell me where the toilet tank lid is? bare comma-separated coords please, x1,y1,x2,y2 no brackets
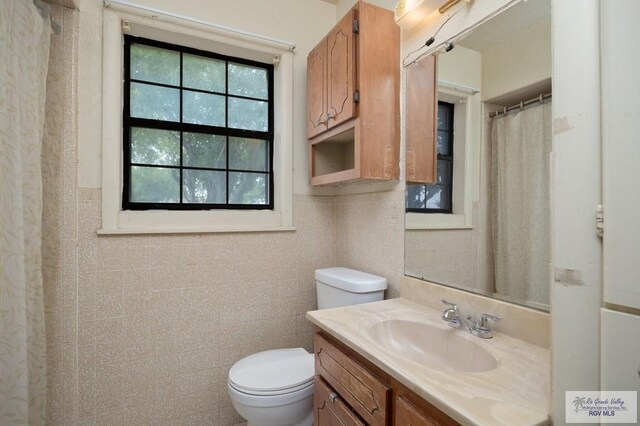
315,267,387,293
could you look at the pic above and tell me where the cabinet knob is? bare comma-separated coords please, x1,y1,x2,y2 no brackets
327,112,335,121
329,391,338,402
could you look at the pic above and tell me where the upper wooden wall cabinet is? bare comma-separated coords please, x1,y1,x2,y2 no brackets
307,0,400,186
405,54,437,184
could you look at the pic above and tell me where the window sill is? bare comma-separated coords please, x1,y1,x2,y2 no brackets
97,226,296,235
99,209,294,235
405,212,473,230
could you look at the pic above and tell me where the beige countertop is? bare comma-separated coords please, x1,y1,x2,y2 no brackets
306,298,550,426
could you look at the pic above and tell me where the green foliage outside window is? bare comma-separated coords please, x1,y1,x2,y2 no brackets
124,37,273,209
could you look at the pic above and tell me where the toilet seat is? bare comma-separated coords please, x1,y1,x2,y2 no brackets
229,378,313,396
228,348,314,397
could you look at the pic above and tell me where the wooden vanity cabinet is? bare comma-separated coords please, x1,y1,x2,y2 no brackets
315,376,365,426
314,331,460,426
314,333,389,425
395,395,456,426
307,0,400,186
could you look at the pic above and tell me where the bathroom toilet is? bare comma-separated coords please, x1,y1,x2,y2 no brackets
227,267,387,426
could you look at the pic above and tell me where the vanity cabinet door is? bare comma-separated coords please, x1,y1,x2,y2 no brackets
315,377,365,426
315,333,390,426
395,396,459,426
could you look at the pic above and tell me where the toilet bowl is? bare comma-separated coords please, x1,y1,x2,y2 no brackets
227,267,387,425
227,348,314,426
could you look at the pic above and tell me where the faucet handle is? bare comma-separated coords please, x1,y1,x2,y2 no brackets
471,313,501,339
477,313,501,329
442,299,458,311
441,300,459,322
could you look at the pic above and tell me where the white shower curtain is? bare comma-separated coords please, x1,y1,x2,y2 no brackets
491,101,551,306
0,1,51,424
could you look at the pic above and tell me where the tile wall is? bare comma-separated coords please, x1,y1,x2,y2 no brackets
334,188,406,298
42,4,80,425
405,228,479,290
76,194,335,425
41,5,347,425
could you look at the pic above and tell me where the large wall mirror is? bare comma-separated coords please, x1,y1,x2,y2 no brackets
404,0,552,311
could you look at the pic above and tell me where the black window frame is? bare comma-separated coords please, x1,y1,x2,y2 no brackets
122,35,275,211
406,100,455,214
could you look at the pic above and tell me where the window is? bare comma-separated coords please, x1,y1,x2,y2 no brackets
123,36,274,211
406,101,454,213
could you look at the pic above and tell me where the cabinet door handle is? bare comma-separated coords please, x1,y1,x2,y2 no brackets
329,391,338,403
327,112,335,121
314,113,326,127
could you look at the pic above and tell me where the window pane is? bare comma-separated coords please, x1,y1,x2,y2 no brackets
130,44,180,86
228,98,268,131
183,133,226,169
229,172,268,205
182,169,226,203
437,160,452,185
229,137,268,172
130,166,180,203
406,185,425,209
228,63,268,100
440,185,451,210
437,131,451,156
424,184,443,209
437,103,450,130
182,91,225,126
183,54,225,93
131,128,180,166
130,82,180,121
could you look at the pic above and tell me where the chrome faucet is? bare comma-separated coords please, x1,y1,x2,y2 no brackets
441,300,501,339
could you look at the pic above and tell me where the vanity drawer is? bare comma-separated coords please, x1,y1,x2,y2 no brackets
314,333,390,426
315,376,365,426
395,395,459,426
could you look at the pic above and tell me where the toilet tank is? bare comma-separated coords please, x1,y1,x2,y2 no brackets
315,267,387,310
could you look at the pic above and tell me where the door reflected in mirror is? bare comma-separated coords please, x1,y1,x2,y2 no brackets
404,0,552,311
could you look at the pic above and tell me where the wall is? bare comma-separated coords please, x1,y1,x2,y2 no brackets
335,0,396,19
45,1,339,425
334,188,406,299
600,0,640,400
481,18,551,101
550,1,602,424
438,44,482,88
42,5,79,424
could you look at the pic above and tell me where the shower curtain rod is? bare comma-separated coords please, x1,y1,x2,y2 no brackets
33,0,61,34
489,93,552,118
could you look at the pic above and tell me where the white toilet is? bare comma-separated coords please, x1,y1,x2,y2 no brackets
227,267,387,426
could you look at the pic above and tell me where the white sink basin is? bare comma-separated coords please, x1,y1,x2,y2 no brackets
367,320,498,373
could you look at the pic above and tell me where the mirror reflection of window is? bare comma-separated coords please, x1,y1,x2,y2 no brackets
406,101,454,212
